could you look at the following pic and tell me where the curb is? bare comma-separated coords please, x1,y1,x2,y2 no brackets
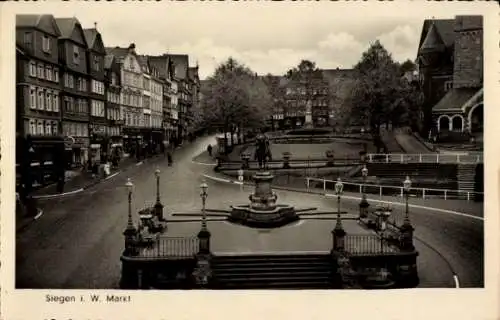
202,174,483,222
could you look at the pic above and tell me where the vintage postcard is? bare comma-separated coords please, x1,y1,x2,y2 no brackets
1,1,499,319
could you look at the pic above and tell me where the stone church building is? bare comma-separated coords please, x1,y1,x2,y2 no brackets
416,15,483,142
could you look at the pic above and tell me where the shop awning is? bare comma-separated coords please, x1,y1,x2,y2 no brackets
432,88,479,113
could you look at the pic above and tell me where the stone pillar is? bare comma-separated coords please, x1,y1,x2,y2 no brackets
197,229,211,254
332,224,346,252
249,171,277,211
399,222,415,252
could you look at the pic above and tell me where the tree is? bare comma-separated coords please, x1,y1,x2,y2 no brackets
399,59,417,75
200,57,272,152
349,40,415,150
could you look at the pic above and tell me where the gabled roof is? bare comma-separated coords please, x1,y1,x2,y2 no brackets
432,88,478,112
16,14,61,36
419,23,446,54
54,17,87,47
148,56,170,79
83,29,97,48
166,54,189,79
418,19,455,56
137,55,150,73
104,54,115,69
105,46,130,58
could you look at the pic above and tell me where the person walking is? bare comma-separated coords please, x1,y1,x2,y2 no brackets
207,144,213,157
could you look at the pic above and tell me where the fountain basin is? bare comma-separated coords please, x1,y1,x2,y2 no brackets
228,204,299,228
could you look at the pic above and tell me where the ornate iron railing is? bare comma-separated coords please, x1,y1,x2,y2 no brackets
138,236,199,259
344,234,398,255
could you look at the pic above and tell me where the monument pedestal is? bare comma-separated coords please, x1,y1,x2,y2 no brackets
229,171,299,228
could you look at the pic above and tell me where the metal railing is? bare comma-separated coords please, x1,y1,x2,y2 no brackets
366,153,483,164
344,234,398,255
138,236,199,259
306,177,483,201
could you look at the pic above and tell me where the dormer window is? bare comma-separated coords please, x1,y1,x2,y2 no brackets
93,56,100,71
73,45,80,64
24,32,33,49
42,35,51,53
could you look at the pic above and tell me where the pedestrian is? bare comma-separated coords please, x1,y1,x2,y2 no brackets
207,144,213,157
167,150,173,166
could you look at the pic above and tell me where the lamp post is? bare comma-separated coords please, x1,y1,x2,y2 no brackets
155,168,161,204
200,181,208,230
359,165,369,219
403,175,412,224
332,177,346,252
123,178,137,256
400,175,415,251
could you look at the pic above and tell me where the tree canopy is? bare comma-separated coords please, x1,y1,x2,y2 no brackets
349,40,422,134
200,57,272,131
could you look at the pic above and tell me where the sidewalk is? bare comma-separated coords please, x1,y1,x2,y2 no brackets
30,156,139,198
394,129,434,154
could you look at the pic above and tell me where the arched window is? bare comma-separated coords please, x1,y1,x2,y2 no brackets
29,120,36,135
45,121,52,135
52,121,58,135
452,116,463,131
438,116,450,132
38,89,44,110
37,121,44,135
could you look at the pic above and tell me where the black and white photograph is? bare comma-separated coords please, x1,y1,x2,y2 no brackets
2,1,499,319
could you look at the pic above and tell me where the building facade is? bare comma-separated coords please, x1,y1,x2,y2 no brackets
16,14,65,191
84,26,107,162
106,44,144,155
104,54,123,154
416,15,483,141
55,17,91,168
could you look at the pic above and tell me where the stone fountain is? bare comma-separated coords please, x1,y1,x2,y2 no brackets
228,170,300,228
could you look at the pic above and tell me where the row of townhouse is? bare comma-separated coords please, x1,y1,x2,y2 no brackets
15,14,200,190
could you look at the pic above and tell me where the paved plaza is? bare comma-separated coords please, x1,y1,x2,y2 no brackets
15,136,484,289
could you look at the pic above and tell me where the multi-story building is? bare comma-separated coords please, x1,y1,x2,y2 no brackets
55,17,91,168
148,55,178,145
138,55,164,152
188,65,201,135
104,54,123,153
106,44,143,154
83,25,107,161
16,14,65,191
166,54,191,143
416,15,483,140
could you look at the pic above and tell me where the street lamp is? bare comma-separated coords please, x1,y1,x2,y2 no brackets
332,177,346,252
359,165,369,218
200,181,208,230
403,175,412,223
123,178,137,256
335,177,344,228
155,168,161,204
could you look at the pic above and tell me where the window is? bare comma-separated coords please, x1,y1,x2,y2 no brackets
29,87,37,109
53,93,59,112
42,35,51,53
65,74,74,88
45,121,52,135
24,32,33,48
64,97,71,112
29,120,36,135
73,45,80,64
29,61,37,77
45,91,52,111
54,68,59,82
37,121,44,135
37,64,44,79
37,89,44,110
76,123,82,137
45,66,52,81
444,81,453,92
93,56,99,71
111,73,117,85
52,121,58,135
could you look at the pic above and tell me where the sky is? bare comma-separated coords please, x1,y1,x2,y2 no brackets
8,2,489,80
